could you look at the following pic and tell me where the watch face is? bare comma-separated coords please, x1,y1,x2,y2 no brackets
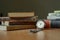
36,20,45,28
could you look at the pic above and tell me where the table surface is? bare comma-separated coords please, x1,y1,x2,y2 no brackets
0,29,60,40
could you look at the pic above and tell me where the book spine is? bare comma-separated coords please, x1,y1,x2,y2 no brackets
43,20,60,28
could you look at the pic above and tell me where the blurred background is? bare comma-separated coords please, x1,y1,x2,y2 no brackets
0,0,60,19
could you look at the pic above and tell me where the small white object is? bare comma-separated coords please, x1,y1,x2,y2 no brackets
0,25,7,30
1,21,9,26
4,21,9,26
36,20,45,29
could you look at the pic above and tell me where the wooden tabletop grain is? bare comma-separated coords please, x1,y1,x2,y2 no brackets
0,29,60,40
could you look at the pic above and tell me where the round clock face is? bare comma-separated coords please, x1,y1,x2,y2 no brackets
36,20,45,28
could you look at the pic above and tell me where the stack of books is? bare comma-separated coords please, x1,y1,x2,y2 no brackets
7,12,38,31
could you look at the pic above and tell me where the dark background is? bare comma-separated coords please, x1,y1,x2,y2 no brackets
0,0,60,19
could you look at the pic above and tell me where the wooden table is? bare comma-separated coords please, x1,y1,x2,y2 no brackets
0,29,60,40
